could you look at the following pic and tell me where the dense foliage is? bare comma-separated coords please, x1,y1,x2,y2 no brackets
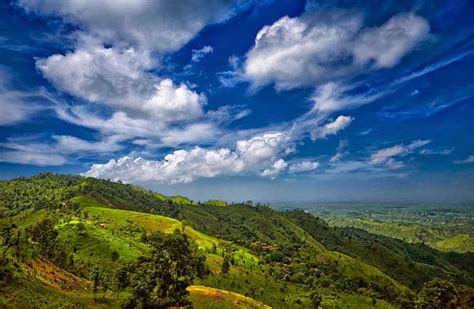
123,230,208,308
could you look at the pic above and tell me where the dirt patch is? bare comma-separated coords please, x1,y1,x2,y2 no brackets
188,285,270,308
24,257,89,292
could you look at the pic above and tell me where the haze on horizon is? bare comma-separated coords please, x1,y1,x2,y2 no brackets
0,0,473,202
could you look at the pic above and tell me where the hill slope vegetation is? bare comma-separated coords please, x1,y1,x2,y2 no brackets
0,174,473,308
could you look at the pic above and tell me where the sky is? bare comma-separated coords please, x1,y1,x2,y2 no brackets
0,0,473,203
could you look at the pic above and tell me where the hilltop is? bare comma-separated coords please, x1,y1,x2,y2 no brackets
0,173,473,308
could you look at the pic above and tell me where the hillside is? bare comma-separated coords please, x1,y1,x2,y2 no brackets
1,174,473,308
322,214,474,254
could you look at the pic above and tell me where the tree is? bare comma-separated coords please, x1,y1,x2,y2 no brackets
111,251,119,261
417,279,459,308
221,255,231,274
29,217,66,266
91,267,100,302
210,243,217,254
181,220,188,233
100,271,110,300
126,230,208,308
310,291,322,308
0,221,17,263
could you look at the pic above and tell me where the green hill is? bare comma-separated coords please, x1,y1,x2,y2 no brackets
1,173,472,308
433,234,474,253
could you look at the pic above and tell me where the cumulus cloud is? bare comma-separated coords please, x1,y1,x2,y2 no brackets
311,115,353,140
352,13,430,69
261,159,288,177
37,47,206,122
370,139,430,169
19,0,238,52
143,79,206,122
191,46,214,62
454,155,474,164
82,132,293,183
236,132,291,164
288,161,320,173
244,11,429,89
25,1,245,150
37,47,153,107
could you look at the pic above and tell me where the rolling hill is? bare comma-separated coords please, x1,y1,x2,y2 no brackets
1,173,473,308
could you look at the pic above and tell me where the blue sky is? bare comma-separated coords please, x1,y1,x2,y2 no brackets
0,0,473,202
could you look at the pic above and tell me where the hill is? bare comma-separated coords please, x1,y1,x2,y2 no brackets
1,173,473,308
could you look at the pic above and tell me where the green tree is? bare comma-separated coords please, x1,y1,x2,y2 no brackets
416,279,459,308
0,221,17,263
221,255,231,274
126,230,208,308
310,291,322,308
100,271,110,300
29,217,66,266
91,267,100,302
111,251,119,261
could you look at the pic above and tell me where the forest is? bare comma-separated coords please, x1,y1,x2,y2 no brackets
0,173,473,308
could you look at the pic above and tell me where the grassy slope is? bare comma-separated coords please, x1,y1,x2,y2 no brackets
433,234,474,253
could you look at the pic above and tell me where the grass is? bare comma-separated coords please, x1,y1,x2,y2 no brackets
322,294,395,308
56,220,149,274
83,205,259,264
433,234,474,253
71,195,107,208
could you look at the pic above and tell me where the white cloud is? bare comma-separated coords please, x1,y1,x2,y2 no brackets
0,70,44,126
236,132,291,164
159,123,217,146
19,0,237,52
288,161,320,173
454,155,474,164
310,82,386,114
261,159,288,177
27,1,240,146
83,131,293,183
370,139,430,169
37,47,206,123
353,13,430,69
52,101,235,148
330,140,348,162
0,151,66,166
191,46,214,62
330,152,343,163
311,115,353,140
419,148,454,155
0,91,34,126
244,11,429,89
37,47,153,108
143,79,205,122
0,134,125,165
218,55,244,88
